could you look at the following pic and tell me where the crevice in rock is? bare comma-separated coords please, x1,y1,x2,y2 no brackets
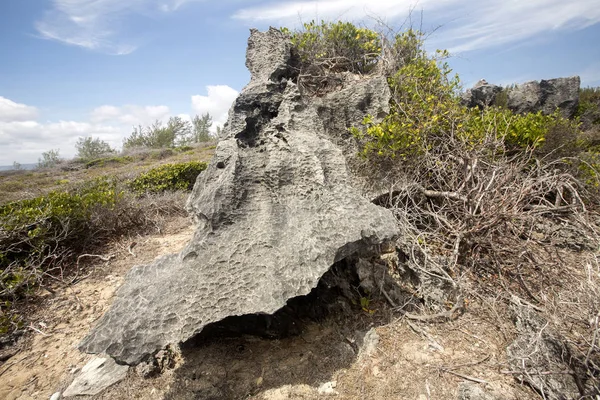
183,254,417,346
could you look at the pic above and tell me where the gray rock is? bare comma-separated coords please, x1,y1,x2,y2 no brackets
357,328,380,360
457,382,504,400
507,76,580,118
79,28,398,365
507,303,580,400
62,357,129,397
462,76,580,119
461,81,503,109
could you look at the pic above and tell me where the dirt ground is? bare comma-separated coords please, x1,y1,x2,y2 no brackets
1,215,598,400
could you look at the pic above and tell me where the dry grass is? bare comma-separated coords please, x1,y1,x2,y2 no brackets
0,143,216,205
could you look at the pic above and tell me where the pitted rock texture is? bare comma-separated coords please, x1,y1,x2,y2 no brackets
462,76,580,118
461,79,503,109
507,76,580,118
79,28,399,365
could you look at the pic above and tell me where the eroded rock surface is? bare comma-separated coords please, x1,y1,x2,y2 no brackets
462,76,580,118
79,28,399,365
507,76,580,118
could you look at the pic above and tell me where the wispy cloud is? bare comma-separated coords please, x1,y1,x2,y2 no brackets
35,0,203,54
233,0,600,54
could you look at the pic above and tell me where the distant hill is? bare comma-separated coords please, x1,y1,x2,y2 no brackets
0,163,36,171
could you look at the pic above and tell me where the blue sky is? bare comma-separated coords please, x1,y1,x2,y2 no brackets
1,0,599,165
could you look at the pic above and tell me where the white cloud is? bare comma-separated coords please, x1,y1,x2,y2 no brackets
0,86,240,165
91,104,171,126
35,0,203,54
0,119,123,165
191,85,239,131
233,0,600,54
0,97,39,122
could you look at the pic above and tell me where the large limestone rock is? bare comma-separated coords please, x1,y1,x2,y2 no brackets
462,76,580,118
461,79,503,109
507,76,580,118
79,28,399,365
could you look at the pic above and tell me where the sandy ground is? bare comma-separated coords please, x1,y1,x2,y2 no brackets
0,216,195,400
1,214,597,399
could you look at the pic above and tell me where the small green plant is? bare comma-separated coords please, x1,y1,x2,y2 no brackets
128,161,207,194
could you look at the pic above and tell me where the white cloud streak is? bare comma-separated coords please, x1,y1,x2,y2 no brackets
233,0,600,54
35,0,203,54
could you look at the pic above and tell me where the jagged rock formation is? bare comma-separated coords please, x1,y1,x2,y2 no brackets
461,79,503,109
79,28,399,365
462,76,580,118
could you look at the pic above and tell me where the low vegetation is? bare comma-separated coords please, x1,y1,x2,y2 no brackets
0,142,215,334
128,161,207,194
285,21,600,394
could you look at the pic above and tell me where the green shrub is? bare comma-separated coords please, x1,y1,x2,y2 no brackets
85,155,133,169
351,30,575,160
0,177,123,299
128,161,207,194
577,87,600,130
76,137,115,160
282,20,381,74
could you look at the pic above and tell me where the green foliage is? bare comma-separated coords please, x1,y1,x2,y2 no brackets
352,30,464,159
0,177,123,299
128,161,207,194
75,136,115,160
191,113,213,143
85,155,133,169
577,87,600,130
123,114,215,149
352,30,574,160
282,20,381,74
123,116,191,149
37,149,62,169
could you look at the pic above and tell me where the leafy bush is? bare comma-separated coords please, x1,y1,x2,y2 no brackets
128,161,207,194
123,116,191,149
0,177,123,299
351,30,574,160
85,155,133,169
37,149,62,169
76,137,115,160
282,20,381,74
577,87,600,130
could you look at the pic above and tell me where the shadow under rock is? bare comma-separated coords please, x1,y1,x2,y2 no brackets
162,257,403,400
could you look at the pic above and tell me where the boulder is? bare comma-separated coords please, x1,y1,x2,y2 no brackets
461,79,503,109
507,76,580,118
462,76,580,118
79,28,399,365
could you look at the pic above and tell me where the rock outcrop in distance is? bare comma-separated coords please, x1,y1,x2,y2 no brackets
462,76,581,118
79,28,399,365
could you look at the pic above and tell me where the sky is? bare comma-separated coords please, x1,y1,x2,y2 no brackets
1,0,599,165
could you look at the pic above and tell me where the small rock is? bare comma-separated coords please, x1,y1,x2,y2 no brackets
63,356,129,397
357,328,380,360
50,392,62,400
318,381,338,396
